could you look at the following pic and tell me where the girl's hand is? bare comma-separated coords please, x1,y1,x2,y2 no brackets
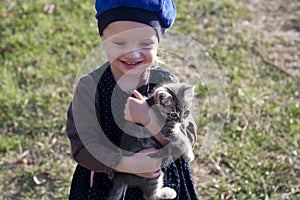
124,90,169,145
134,169,161,179
132,148,162,178
115,148,162,178
124,90,151,126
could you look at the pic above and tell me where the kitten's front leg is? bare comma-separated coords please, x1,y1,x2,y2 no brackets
149,137,193,162
171,136,195,162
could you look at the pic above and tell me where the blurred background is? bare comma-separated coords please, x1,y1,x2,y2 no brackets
0,0,299,199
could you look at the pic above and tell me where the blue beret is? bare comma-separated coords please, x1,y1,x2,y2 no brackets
95,0,176,37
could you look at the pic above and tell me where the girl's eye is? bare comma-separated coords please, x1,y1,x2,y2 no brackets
113,41,126,46
140,42,154,48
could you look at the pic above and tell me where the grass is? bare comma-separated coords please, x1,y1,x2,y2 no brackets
1,0,299,199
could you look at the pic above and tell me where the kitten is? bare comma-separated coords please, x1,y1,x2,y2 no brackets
107,82,195,200
146,82,195,163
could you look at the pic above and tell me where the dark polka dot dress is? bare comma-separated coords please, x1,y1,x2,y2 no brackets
69,64,198,200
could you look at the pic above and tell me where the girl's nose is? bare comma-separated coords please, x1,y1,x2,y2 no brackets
124,50,141,59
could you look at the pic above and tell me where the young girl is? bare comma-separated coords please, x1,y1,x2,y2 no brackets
66,0,198,199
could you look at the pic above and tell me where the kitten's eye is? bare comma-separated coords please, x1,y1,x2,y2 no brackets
169,112,178,120
183,110,190,118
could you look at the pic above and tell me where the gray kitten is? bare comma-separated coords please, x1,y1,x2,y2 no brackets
107,82,195,200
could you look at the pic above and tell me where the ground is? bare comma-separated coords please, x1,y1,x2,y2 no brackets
0,0,299,199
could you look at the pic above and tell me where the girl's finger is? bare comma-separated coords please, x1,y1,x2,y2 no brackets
139,148,158,154
153,170,161,177
132,90,144,100
123,100,132,120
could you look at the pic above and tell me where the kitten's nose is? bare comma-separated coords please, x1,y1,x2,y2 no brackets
181,119,187,126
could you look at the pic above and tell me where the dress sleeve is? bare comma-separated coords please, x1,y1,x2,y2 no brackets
66,74,122,175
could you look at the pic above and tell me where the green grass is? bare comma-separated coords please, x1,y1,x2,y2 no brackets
1,0,299,199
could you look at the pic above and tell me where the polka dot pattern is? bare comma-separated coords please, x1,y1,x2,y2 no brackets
69,65,198,200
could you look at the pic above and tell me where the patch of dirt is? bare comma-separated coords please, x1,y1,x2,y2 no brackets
190,158,216,187
191,156,235,199
240,0,300,78
190,0,300,197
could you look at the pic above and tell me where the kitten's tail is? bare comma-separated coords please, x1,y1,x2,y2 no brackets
122,184,128,200
107,181,126,200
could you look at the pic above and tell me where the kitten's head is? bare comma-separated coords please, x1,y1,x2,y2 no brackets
151,82,195,123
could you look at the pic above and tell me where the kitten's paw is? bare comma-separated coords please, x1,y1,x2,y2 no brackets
183,151,195,162
156,187,177,199
189,153,195,162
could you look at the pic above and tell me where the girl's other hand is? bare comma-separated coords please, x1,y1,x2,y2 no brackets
115,148,162,178
133,148,162,178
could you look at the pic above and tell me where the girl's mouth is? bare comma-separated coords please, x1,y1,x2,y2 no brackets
121,60,143,69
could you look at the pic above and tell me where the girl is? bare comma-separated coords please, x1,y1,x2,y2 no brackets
66,0,198,199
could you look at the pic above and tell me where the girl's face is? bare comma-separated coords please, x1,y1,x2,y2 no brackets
101,21,159,80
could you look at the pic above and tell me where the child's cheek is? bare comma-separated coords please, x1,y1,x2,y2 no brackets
105,46,123,63
146,48,158,64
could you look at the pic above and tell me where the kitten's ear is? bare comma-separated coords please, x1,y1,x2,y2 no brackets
157,90,172,106
184,84,195,99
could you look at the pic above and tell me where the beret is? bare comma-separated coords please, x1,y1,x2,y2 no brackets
95,0,176,38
